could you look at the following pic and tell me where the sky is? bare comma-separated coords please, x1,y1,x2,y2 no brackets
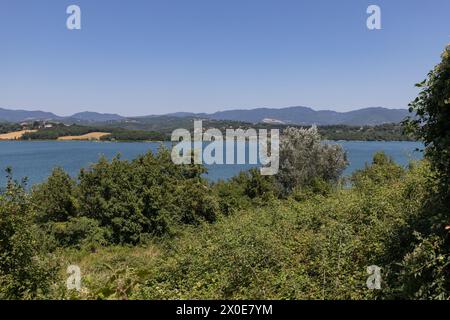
1,0,449,116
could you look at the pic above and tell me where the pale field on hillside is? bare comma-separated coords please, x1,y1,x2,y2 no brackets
57,132,111,140
0,130,38,140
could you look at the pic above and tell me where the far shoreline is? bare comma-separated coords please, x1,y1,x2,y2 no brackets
0,138,419,143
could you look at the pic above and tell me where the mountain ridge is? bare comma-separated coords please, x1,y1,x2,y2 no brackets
164,106,410,126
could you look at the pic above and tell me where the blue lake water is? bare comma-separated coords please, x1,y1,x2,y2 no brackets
0,140,424,187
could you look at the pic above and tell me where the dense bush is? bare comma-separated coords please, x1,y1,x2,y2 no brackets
351,152,405,189
77,155,150,244
32,167,78,223
46,217,108,249
31,147,221,245
211,167,281,216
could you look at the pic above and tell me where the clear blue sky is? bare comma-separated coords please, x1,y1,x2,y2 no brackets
1,0,449,116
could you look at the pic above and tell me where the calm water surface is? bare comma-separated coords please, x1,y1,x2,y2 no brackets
0,140,424,186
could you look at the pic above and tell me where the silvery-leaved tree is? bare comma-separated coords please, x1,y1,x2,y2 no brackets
277,126,348,195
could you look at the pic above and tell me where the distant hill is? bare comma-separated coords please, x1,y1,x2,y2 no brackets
200,106,410,126
0,108,123,123
0,106,410,126
70,111,124,122
0,107,60,122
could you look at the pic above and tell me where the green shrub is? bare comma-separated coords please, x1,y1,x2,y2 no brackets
46,217,109,249
0,170,57,299
76,148,219,243
32,167,78,223
351,152,405,189
212,178,250,216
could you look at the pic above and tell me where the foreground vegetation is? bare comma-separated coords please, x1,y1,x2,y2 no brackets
0,149,441,299
57,157,436,299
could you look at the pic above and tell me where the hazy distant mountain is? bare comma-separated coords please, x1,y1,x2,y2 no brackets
0,106,409,126
0,107,60,122
203,106,410,126
0,108,123,123
70,111,124,122
165,112,206,118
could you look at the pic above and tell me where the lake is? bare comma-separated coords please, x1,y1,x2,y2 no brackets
0,140,424,187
